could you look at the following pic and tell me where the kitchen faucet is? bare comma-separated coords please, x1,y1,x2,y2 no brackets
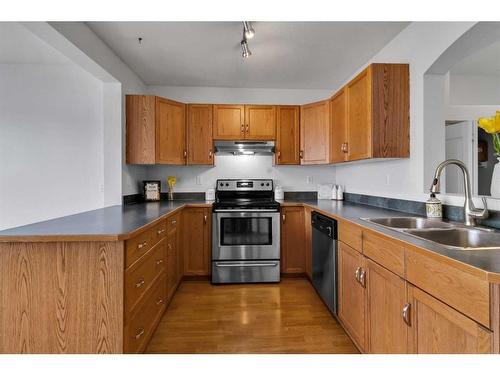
430,159,488,226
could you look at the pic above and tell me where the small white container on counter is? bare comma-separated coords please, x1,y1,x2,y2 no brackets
336,186,344,201
331,185,338,200
274,186,284,200
318,184,333,199
205,188,215,201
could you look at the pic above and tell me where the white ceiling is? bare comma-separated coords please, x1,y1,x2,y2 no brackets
0,22,70,65
450,38,500,76
87,22,408,89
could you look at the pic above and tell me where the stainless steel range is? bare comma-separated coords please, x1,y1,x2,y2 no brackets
212,179,281,284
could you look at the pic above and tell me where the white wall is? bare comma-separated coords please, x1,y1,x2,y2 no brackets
0,64,104,230
449,74,500,105
142,156,335,193
333,22,475,203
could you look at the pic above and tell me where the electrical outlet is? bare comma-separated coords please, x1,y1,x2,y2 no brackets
306,176,313,184
99,183,104,193
386,175,390,185
196,176,202,185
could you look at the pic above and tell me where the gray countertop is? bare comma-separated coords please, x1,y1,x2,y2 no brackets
2,198,500,277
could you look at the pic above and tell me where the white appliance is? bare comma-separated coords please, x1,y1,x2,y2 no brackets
205,188,215,201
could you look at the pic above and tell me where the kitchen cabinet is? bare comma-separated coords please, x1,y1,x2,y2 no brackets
213,104,245,140
166,215,181,300
182,207,211,276
407,284,492,354
187,104,213,165
245,105,276,140
213,104,276,140
365,258,408,353
330,89,347,163
343,63,409,161
276,105,300,165
156,97,186,164
300,100,331,164
126,95,186,165
281,206,306,274
338,241,366,350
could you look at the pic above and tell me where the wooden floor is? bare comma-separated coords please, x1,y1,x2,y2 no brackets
146,278,358,354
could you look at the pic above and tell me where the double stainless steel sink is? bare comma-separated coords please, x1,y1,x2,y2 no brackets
363,217,500,251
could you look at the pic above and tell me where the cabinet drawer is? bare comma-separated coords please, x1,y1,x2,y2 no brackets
150,220,167,247
125,239,167,315
338,220,363,252
124,275,167,353
363,230,405,276
167,213,180,233
406,247,490,328
125,229,153,268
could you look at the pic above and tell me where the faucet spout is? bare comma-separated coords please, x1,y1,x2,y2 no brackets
430,159,488,226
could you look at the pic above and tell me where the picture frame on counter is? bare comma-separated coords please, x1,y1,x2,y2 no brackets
143,180,161,201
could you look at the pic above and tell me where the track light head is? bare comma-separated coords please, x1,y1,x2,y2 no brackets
241,39,252,58
243,21,255,39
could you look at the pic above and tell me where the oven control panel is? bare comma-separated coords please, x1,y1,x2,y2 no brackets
216,179,273,191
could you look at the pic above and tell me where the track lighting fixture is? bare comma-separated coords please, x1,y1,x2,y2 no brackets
242,21,255,39
241,39,252,58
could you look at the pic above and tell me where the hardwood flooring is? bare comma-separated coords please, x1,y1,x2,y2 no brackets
146,278,358,354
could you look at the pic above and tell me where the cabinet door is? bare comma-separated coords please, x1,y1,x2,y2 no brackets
155,97,186,164
366,258,408,353
338,241,366,350
213,105,245,140
330,89,347,163
126,95,156,164
346,67,372,161
166,228,178,300
300,100,330,164
276,105,300,165
408,285,493,354
183,207,210,276
187,104,213,165
245,105,276,140
281,206,306,274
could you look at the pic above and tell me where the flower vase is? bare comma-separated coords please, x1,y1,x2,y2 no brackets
168,187,174,201
491,156,500,198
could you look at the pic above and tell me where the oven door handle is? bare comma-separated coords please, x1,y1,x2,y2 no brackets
214,209,279,213
214,262,279,268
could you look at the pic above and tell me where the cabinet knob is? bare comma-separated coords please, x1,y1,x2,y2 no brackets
402,303,411,326
137,241,147,250
157,228,165,235
245,124,249,133
135,279,145,288
241,124,245,134
156,259,164,265
135,328,145,340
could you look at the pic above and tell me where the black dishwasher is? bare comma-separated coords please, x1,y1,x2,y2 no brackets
311,212,338,316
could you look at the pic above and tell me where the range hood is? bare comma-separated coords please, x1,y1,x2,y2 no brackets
214,141,275,155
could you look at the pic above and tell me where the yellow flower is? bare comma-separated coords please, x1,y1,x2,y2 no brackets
478,116,500,134
167,176,177,187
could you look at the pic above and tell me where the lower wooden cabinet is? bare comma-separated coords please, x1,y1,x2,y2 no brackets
407,284,493,354
304,206,313,279
338,241,366,350
183,207,211,276
281,206,306,274
166,224,180,300
365,258,408,353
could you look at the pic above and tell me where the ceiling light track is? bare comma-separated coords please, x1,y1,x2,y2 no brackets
241,21,255,59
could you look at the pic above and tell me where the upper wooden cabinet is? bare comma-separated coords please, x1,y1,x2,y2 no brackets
126,95,186,165
213,104,276,140
330,89,348,163
213,104,245,140
245,105,276,140
300,100,331,164
344,63,409,161
276,105,300,165
156,97,186,164
187,104,214,165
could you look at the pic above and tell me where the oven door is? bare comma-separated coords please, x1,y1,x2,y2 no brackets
212,209,280,260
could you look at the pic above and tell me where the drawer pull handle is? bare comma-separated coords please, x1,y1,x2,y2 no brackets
137,241,147,249
171,219,177,224
168,244,172,250
359,269,366,288
156,298,164,305
135,328,145,340
402,303,411,326
157,228,165,235
355,267,361,282
135,279,145,288
156,259,164,265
